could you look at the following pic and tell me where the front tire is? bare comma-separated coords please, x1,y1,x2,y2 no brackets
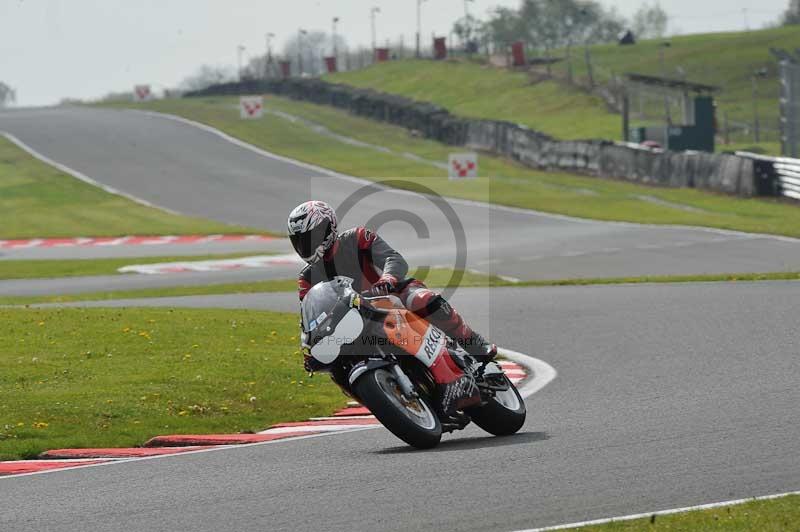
469,378,526,436
354,368,442,449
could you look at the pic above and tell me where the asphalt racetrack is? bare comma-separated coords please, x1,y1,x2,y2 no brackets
3,282,799,531
3,107,800,297
0,106,799,531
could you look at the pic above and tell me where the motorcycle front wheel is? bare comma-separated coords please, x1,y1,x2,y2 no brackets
469,377,526,436
354,368,442,449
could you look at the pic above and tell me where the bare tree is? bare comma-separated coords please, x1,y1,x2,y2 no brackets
452,14,481,49
632,2,669,39
282,31,347,76
482,1,624,59
783,0,800,24
0,82,16,107
482,6,525,51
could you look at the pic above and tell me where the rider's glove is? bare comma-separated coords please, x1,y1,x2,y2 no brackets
368,274,398,296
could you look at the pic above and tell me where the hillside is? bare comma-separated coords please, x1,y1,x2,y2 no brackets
328,26,800,152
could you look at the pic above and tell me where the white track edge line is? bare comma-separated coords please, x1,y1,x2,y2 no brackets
0,348,553,480
0,429,375,480
0,131,182,216
127,109,800,244
512,490,800,532
498,348,557,399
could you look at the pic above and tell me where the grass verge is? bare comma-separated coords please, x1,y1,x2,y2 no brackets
560,494,800,531
0,252,272,280
0,307,341,460
0,268,501,306
0,134,259,239
1,270,798,307
329,58,620,141
99,97,800,239
330,26,800,150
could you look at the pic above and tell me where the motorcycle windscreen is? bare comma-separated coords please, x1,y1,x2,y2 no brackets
310,308,364,364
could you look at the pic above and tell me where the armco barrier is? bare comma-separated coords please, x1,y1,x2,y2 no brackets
185,79,788,199
738,152,800,200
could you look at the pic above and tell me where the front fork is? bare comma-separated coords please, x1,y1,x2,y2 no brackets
390,364,418,399
348,357,418,401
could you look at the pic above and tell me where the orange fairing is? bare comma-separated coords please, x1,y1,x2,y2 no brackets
383,308,430,355
382,308,464,385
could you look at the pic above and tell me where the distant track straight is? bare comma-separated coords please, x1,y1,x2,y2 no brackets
1,106,800,299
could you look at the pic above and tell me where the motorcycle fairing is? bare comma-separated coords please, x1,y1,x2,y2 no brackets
309,308,364,364
383,307,466,386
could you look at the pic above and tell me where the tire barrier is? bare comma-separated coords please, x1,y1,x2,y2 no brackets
185,79,786,200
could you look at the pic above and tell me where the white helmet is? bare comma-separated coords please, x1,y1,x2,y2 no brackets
287,201,338,263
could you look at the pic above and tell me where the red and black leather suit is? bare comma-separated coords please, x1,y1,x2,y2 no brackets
298,227,478,350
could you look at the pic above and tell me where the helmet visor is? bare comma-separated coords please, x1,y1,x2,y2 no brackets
290,221,332,261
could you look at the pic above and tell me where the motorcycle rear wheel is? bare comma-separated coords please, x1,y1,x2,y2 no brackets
355,368,442,449
469,377,526,436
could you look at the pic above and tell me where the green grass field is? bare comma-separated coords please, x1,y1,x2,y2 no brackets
0,252,270,280
561,494,800,531
0,135,258,239
330,59,620,140
329,26,800,151
0,307,341,460
101,96,800,239
0,267,503,306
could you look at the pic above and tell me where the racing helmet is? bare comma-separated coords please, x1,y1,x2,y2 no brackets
287,200,338,263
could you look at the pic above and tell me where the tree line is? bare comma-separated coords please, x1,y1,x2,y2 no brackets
457,0,668,55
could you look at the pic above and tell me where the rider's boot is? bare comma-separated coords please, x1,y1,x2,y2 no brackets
426,348,481,416
437,374,481,416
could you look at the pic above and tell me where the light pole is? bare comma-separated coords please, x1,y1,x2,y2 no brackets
416,0,427,58
462,0,475,53
298,29,307,76
370,7,380,51
265,33,275,78
752,68,768,142
237,45,246,81
658,41,672,126
332,17,340,58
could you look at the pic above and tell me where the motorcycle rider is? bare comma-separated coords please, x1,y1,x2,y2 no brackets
289,200,497,415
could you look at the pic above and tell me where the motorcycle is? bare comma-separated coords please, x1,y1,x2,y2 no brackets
300,278,526,449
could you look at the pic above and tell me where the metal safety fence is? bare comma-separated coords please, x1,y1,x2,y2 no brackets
738,152,800,201
186,78,797,202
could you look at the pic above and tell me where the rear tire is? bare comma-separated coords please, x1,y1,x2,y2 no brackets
354,368,442,449
469,378,526,436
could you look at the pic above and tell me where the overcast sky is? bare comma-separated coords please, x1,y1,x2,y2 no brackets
0,0,790,106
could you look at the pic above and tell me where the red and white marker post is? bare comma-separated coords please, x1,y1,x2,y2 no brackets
448,153,478,180
132,85,152,102
239,96,264,119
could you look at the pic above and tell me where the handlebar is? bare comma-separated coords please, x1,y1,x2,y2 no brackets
360,277,415,299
